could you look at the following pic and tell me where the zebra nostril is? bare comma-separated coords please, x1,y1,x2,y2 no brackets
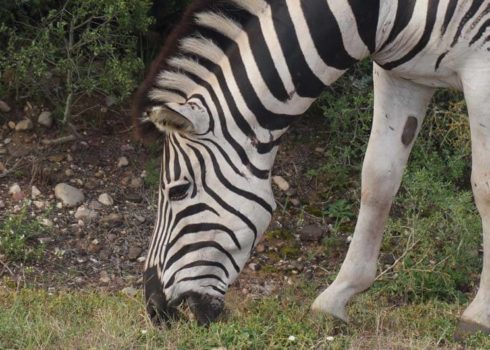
186,292,225,326
144,267,178,325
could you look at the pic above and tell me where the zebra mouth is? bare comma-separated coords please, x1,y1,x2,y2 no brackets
185,292,225,325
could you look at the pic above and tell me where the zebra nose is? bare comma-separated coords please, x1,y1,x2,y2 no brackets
144,267,178,325
187,293,225,325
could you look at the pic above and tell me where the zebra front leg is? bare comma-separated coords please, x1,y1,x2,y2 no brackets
456,73,490,338
311,65,435,322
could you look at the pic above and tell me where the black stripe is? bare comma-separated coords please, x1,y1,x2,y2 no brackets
300,0,358,69
165,260,230,289
170,203,219,232
207,285,226,295
435,51,449,70
170,136,181,181
200,137,246,178
268,0,325,97
379,0,417,52
189,145,259,242
164,241,240,273
226,8,290,102
470,19,490,45
168,223,241,251
348,0,380,53
451,0,486,47
185,138,273,214
174,137,197,197
174,274,226,287
441,0,459,36
382,0,441,70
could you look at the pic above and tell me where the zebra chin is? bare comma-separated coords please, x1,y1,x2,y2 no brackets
144,266,225,326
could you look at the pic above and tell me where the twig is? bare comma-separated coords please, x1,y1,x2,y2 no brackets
0,159,23,179
117,125,135,134
41,135,77,145
376,235,420,281
0,259,14,277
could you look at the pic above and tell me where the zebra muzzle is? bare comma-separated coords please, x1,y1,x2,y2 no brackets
186,292,225,326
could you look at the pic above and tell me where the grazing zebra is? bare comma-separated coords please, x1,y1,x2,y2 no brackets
133,0,490,335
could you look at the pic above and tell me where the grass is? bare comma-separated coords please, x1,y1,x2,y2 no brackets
1,283,489,349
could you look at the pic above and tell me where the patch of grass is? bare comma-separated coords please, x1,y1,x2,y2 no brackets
1,284,489,349
0,206,48,262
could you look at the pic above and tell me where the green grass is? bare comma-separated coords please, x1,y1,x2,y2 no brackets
1,283,489,349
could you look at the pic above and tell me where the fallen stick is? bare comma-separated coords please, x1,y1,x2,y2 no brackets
41,135,77,145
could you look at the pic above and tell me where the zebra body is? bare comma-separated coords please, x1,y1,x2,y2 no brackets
134,0,490,333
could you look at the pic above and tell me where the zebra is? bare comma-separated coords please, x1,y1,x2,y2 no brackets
133,0,490,335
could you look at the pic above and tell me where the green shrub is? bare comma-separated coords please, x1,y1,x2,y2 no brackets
0,0,153,123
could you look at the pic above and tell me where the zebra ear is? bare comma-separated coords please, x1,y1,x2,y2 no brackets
145,105,194,134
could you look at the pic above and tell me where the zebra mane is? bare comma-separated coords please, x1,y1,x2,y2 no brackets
132,0,260,142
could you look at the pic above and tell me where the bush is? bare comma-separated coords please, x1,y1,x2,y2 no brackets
0,0,153,123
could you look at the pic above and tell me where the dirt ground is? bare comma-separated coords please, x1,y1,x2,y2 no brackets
0,102,349,299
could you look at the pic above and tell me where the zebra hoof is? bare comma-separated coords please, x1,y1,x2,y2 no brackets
454,319,490,341
311,297,349,323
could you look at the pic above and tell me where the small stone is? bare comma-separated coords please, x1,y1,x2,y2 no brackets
0,162,5,173
137,256,146,263
107,233,117,242
135,215,145,223
66,154,73,162
299,225,325,242
99,271,111,284
3,138,11,145
41,218,54,227
8,121,16,129
0,200,4,209
65,169,74,177
121,286,138,297
272,176,290,192
9,183,21,195
117,156,129,168
256,244,266,253
346,235,353,243
54,183,85,208
128,246,143,261
74,206,98,220
315,147,325,154
248,263,261,272
326,336,335,342
290,198,300,207
98,193,114,206
48,154,64,162
124,192,142,203
101,213,123,225
105,95,117,107
31,186,42,199
38,237,53,244
88,200,103,210
0,100,11,113
38,111,53,128
33,201,45,209
15,119,33,131
130,177,143,189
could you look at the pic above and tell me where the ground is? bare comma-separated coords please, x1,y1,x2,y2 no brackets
1,74,490,348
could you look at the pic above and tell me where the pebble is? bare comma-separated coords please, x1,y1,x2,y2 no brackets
9,183,21,195
99,271,111,284
15,119,34,131
121,286,138,297
88,200,103,210
290,198,301,207
31,186,42,199
135,215,146,223
98,193,114,206
130,177,144,189
248,263,261,272
38,237,53,244
0,100,11,113
8,121,16,129
107,233,117,242
299,225,325,242
0,162,5,173
38,111,53,128
272,176,290,192
128,246,143,261
33,201,45,209
3,138,11,145
41,218,54,227
74,206,98,220
65,169,74,177
54,183,85,208
137,256,146,263
255,244,266,253
0,200,4,209
100,213,123,225
117,156,129,168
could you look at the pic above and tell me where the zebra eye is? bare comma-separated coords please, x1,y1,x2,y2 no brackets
168,182,191,201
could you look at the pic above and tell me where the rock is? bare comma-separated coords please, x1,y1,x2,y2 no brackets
256,244,266,253
54,183,85,208
40,218,54,227
15,119,33,131
137,256,146,263
74,206,98,220
100,213,123,225
37,237,53,244
48,154,64,162
31,186,42,199
98,193,114,206
299,225,325,242
290,198,300,207
121,286,138,297
124,192,142,203
0,100,11,113
99,271,111,284
107,233,117,242
272,176,290,192
129,177,143,189
117,156,129,168
0,162,5,173
65,169,74,177
8,121,16,129
127,246,142,261
248,263,261,272
3,138,11,145
33,201,45,209
9,183,21,195
88,200,103,210
0,200,5,209
135,215,146,223
38,111,53,128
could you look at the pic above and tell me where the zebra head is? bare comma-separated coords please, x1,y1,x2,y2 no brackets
138,102,278,325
